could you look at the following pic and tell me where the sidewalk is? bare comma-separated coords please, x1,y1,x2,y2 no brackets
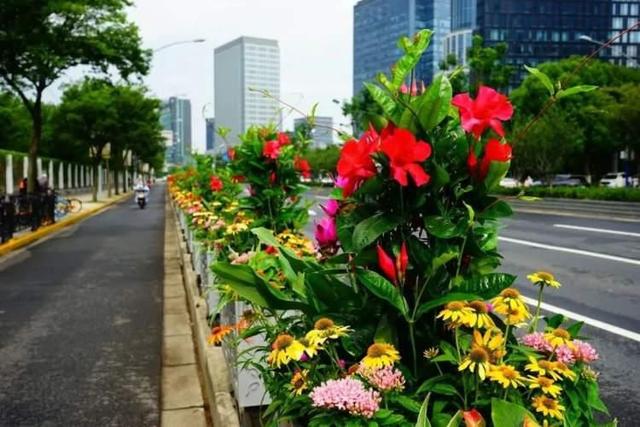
0,189,132,257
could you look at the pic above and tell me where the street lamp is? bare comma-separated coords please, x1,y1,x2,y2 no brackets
154,38,205,53
578,34,636,64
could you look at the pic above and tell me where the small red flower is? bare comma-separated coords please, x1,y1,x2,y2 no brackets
209,176,223,192
263,140,281,159
462,409,486,427
468,139,512,181
227,147,236,160
336,133,378,197
277,132,290,146
452,86,513,139
380,128,432,187
232,175,245,183
264,245,278,255
294,156,312,178
269,171,277,184
376,242,409,285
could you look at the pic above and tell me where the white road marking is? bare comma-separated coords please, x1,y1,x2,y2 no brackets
554,223,640,238
499,236,640,266
522,296,640,342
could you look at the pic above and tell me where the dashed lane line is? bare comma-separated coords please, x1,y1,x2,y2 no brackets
499,236,640,266
553,224,640,238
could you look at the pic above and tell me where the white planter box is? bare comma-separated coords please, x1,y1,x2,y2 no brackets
221,301,271,408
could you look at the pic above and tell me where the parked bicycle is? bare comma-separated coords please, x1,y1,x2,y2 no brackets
54,193,82,218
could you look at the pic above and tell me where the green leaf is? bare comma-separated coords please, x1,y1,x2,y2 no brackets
418,73,453,131
211,263,270,307
424,216,465,239
556,85,598,99
374,315,396,344
587,381,609,414
480,200,513,219
390,30,433,90
352,213,401,252
445,411,462,427
391,395,422,414
357,270,409,317
524,65,555,96
415,292,483,319
483,160,511,192
491,398,536,427
566,321,584,338
430,161,450,191
365,82,397,118
251,227,279,246
416,393,432,427
456,273,516,299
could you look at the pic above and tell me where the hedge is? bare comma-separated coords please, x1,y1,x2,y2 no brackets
494,186,640,202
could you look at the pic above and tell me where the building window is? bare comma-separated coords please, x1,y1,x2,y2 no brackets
612,17,624,29
620,3,629,15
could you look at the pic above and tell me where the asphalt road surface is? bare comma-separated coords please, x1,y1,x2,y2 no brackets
0,187,165,426
307,189,640,424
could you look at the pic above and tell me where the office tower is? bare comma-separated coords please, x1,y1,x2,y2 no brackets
353,0,451,94
294,116,334,149
446,0,639,84
214,36,281,146
160,97,192,165
205,118,216,153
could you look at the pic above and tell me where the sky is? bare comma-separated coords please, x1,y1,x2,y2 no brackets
126,0,359,153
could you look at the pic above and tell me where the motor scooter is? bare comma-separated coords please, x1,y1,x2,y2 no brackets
135,187,149,209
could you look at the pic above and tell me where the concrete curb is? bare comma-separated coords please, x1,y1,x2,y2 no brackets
0,192,132,257
167,196,241,427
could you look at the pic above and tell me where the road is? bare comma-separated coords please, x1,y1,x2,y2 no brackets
0,188,165,426
307,189,640,424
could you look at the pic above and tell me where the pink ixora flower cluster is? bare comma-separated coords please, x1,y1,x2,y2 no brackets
521,333,599,365
357,365,406,392
310,377,381,419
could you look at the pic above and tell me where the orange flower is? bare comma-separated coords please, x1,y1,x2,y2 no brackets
208,325,234,345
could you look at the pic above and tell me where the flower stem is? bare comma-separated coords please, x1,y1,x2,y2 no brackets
531,285,545,332
408,321,418,377
454,328,462,362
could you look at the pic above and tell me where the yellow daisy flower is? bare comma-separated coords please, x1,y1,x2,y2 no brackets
525,357,562,381
361,342,400,369
225,222,249,235
492,288,528,313
544,328,573,349
472,328,505,363
436,301,473,327
267,334,306,367
458,346,491,380
528,376,562,397
298,336,321,358
463,301,495,329
553,361,577,381
305,318,351,346
503,305,531,326
290,369,309,395
487,364,525,389
207,325,234,345
531,395,565,420
527,271,561,288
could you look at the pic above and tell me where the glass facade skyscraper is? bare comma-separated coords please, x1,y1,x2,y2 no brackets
205,118,215,153
160,97,192,165
446,0,639,85
353,0,451,94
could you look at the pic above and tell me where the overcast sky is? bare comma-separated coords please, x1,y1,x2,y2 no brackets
124,0,359,152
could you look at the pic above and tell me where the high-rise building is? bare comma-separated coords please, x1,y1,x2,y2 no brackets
445,0,639,84
160,97,192,165
353,0,451,94
214,36,281,146
294,116,334,149
205,118,216,153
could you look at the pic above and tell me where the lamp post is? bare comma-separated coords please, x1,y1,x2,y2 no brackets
578,34,637,65
153,38,205,53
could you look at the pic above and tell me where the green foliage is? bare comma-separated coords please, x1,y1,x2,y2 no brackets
305,145,341,174
468,35,514,92
494,186,640,202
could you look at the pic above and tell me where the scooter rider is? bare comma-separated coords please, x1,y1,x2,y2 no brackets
134,178,150,207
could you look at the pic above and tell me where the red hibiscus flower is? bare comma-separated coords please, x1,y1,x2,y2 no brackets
277,132,290,146
263,140,281,159
452,86,513,139
209,176,223,192
294,156,312,178
377,242,408,285
336,134,378,197
380,128,432,187
468,139,512,181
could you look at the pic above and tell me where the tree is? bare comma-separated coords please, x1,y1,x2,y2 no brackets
511,57,640,178
341,89,384,135
305,146,341,175
468,35,513,92
53,79,163,201
439,53,468,94
0,0,150,191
